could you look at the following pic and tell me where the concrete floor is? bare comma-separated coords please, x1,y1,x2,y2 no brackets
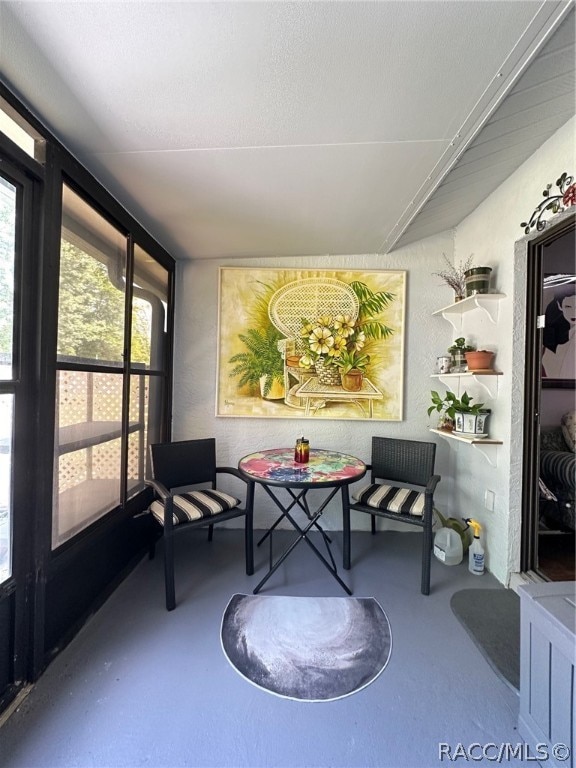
0,529,526,768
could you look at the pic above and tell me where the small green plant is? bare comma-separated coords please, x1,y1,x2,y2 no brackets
428,390,486,421
448,337,475,354
334,348,371,375
229,326,284,397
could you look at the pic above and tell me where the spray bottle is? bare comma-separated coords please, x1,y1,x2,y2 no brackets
465,518,485,575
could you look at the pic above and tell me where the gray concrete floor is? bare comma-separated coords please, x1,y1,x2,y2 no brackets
0,530,526,768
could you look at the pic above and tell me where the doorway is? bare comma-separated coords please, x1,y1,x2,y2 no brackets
521,213,575,581
0,158,39,711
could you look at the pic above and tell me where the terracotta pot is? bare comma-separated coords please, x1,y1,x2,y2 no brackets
465,350,495,371
341,369,363,392
286,355,301,367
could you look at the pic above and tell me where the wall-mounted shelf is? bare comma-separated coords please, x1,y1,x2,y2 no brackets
430,428,502,466
432,293,506,331
430,371,503,398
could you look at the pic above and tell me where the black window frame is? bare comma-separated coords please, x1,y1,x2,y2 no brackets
0,81,175,693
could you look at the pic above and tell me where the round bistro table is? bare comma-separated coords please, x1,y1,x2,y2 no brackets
238,448,366,595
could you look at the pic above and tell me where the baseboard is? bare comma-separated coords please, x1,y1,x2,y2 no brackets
508,570,545,594
0,685,33,728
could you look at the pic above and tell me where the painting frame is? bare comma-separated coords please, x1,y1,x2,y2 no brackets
541,273,576,389
216,267,406,420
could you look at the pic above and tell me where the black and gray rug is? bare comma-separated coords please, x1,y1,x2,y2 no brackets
221,593,392,702
450,588,520,691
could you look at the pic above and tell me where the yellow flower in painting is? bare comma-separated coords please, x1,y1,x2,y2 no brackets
316,315,333,328
333,314,355,338
350,331,366,351
331,335,347,354
299,353,315,368
300,322,315,339
309,326,334,355
326,345,343,360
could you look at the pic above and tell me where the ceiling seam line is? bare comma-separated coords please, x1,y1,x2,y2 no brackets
94,139,448,156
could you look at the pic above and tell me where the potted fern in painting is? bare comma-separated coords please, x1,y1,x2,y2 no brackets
229,326,285,400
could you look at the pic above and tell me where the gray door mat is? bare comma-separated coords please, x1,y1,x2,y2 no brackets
450,588,520,692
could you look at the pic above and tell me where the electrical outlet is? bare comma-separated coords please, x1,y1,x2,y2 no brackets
484,489,495,512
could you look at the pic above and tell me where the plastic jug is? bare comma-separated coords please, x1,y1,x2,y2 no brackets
435,510,472,553
433,527,463,566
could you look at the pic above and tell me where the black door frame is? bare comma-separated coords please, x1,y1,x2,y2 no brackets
521,211,576,574
0,154,43,710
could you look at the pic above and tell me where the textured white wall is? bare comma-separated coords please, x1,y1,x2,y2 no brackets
173,116,575,584
454,116,576,584
173,234,458,534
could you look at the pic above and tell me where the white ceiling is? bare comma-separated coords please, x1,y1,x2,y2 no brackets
1,1,574,261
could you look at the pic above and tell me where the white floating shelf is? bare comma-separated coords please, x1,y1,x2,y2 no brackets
430,371,503,397
429,428,502,467
432,293,506,331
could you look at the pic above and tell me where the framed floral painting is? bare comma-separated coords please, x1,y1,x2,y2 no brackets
216,268,406,420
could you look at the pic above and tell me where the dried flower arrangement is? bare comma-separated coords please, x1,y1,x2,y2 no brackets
432,253,474,300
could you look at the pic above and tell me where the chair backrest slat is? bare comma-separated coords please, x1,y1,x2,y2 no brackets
150,438,216,490
371,437,436,487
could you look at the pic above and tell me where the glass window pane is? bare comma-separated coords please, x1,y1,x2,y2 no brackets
58,185,127,366
0,395,13,582
53,371,122,548
131,244,168,371
0,176,16,381
127,374,163,499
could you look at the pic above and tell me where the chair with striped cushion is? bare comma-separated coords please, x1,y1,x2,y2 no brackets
148,438,254,610
343,437,440,595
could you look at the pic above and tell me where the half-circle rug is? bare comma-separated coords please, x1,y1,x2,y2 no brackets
220,593,392,702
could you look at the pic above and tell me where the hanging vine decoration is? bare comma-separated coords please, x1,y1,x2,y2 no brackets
520,172,576,234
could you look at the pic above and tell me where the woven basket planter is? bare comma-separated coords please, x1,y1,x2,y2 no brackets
315,359,341,386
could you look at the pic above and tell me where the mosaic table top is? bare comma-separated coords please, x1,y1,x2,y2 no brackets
238,448,366,487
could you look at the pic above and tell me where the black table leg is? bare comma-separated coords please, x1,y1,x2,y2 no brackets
342,485,351,570
252,486,352,596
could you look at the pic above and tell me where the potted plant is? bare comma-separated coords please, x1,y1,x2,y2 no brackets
335,349,371,392
448,337,476,372
432,254,475,302
229,326,285,400
428,389,457,431
464,266,492,296
465,349,495,371
428,390,491,436
297,280,395,386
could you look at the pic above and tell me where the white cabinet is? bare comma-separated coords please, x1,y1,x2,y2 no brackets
518,582,576,767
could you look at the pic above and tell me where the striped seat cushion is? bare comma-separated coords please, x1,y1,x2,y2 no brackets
353,484,425,517
540,450,576,492
150,489,240,526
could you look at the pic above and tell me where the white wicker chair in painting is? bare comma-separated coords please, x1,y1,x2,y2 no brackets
268,278,360,408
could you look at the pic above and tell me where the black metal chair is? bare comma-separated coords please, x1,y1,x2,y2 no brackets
147,438,254,610
343,437,440,595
